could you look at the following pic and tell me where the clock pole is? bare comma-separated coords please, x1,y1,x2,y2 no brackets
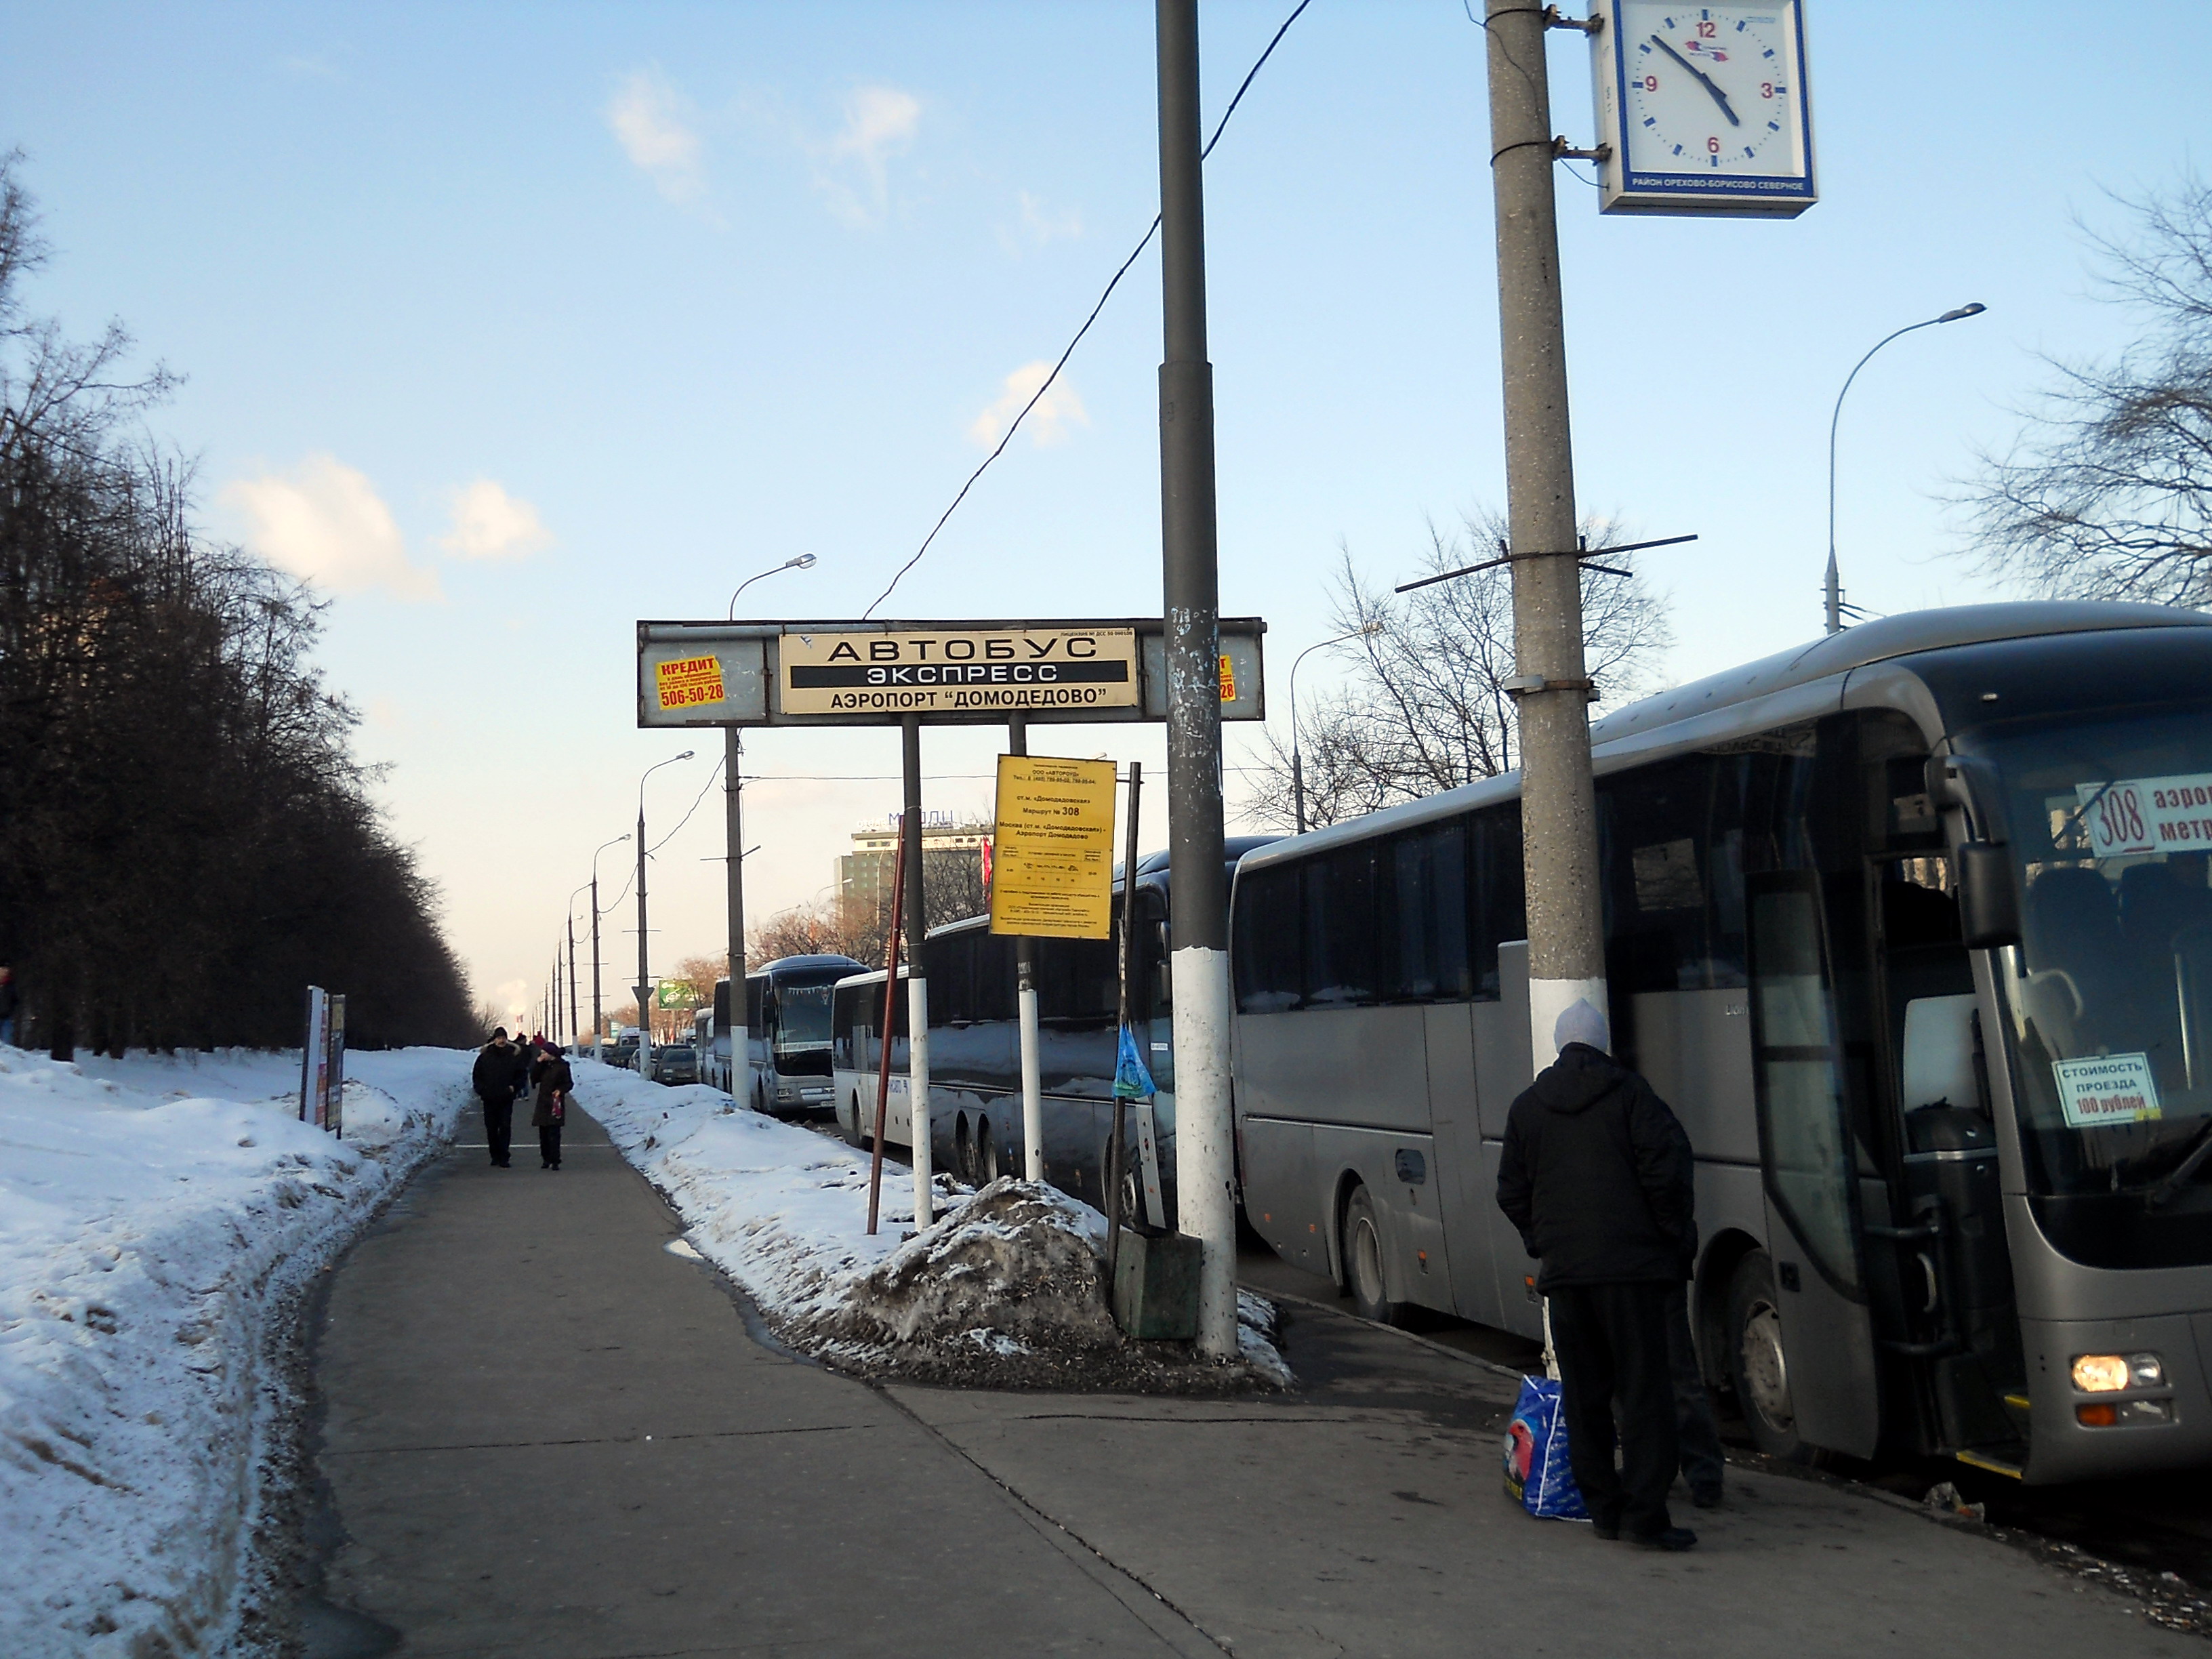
1482,0,1610,1067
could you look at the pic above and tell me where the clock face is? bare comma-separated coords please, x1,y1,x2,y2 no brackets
1599,1,1814,213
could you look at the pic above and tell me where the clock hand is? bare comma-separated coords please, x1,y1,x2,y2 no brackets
1649,33,1740,127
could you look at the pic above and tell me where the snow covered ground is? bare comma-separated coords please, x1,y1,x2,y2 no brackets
0,1044,471,1658
575,1058,1290,1391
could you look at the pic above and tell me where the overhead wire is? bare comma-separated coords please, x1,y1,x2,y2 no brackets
861,0,1315,619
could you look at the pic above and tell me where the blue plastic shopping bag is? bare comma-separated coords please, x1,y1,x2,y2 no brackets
1502,1375,1588,1521
1113,1024,1158,1100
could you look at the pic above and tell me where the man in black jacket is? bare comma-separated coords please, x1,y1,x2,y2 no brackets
1497,1000,1698,1551
470,1029,520,1168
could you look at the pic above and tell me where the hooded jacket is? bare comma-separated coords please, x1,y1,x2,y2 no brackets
1496,1043,1696,1290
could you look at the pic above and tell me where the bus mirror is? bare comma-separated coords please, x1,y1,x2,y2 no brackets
1957,842,2021,949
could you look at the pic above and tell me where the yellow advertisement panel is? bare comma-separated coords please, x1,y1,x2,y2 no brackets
781,627,1139,717
989,754,1118,939
655,653,726,712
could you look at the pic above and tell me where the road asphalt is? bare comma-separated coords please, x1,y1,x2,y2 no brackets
303,1104,2196,1658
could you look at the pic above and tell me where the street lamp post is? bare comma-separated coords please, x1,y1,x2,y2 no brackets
588,834,628,1056
1826,302,1988,634
636,752,696,1082
566,878,592,1051
1288,621,1385,836
722,553,819,1099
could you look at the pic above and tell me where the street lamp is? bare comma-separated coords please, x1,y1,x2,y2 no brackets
1825,302,1988,635
586,834,627,1056
1289,621,1386,836
727,552,817,620
722,554,819,1100
636,751,695,1079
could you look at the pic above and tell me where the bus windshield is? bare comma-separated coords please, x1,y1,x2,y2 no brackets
773,977,838,1049
1968,702,2212,1208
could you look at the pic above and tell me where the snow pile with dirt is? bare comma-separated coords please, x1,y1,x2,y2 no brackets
0,1044,470,1658
577,1059,1289,1391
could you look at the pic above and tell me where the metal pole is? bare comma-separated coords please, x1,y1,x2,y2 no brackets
1156,0,1236,1359
1107,761,1143,1296
901,714,934,1229
1008,713,1045,1184
591,873,602,1052
1486,0,1607,1069
725,726,747,1095
636,796,651,1077
866,825,908,1235
567,914,579,1045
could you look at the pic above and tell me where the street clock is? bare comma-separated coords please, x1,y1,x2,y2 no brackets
1590,1,1816,218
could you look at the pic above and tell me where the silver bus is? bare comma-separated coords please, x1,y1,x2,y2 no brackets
1232,602,2212,1485
830,838,1279,1211
740,954,863,1116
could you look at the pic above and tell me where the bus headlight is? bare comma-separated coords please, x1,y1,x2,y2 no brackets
2071,1354,2130,1393
2070,1353,2163,1393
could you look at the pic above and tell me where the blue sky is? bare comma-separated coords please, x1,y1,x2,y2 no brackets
4,2,2205,1022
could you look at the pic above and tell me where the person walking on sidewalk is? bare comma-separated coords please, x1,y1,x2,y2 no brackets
470,1028,520,1168
1496,999,1700,1553
532,1048,574,1170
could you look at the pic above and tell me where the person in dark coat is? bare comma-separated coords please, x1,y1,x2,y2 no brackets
506,1033,535,1110
470,1029,520,1168
532,1050,574,1170
1497,999,1699,1551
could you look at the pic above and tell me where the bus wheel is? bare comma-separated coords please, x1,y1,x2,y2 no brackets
844,1092,868,1150
977,1117,1000,1185
1726,1250,1809,1462
1343,1187,1404,1327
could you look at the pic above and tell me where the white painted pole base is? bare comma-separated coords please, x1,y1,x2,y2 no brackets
729,1023,747,1100
907,975,933,1229
1170,945,1236,1360
1528,975,1610,1065
1018,981,1044,1183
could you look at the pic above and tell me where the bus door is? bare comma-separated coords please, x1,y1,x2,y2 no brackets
1870,854,2024,1455
1745,870,1883,1458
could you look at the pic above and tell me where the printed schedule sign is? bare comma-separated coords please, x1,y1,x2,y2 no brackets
989,754,1117,939
2076,773,2212,857
2053,1052,2163,1128
781,628,1139,716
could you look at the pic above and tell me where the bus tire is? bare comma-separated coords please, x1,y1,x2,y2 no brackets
977,1116,1000,1186
845,1092,868,1150
1726,1250,1812,1463
1342,1186,1404,1327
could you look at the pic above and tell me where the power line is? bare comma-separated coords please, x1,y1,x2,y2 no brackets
862,0,1315,618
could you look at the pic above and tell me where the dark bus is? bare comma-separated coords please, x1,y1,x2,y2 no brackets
1233,602,2212,1486
830,838,1280,1215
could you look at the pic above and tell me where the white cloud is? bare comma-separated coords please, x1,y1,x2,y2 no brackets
968,360,1089,451
440,479,552,560
609,68,704,201
1009,190,1082,249
218,455,441,602
814,84,921,226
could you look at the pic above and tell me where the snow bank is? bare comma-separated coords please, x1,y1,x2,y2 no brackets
578,1060,1289,1391
0,1044,470,1658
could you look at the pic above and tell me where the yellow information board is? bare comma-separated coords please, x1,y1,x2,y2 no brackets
989,754,1118,939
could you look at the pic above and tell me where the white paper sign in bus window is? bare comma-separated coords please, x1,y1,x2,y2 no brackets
2051,1052,2163,1128
2074,773,2212,857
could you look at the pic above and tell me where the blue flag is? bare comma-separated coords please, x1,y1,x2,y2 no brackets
1113,1024,1158,1100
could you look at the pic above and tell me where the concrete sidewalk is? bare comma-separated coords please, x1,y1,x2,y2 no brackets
306,1105,2191,1657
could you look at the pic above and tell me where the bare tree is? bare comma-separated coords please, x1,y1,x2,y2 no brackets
1959,177,2212,605
1241,508,1673,831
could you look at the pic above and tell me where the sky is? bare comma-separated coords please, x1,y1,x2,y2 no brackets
3,2,2206,1026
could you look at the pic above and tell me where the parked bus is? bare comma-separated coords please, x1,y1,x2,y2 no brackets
699,981,732,1092
830,838,1280,1212
1231,602,2212,1485
743,955,865,1115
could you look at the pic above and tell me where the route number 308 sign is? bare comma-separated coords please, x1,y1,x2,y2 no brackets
2076,773,2212,858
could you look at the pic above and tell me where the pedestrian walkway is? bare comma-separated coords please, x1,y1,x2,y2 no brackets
308,1106,2192,1658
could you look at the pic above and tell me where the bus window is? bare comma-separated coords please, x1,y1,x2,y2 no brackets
1380,821,1472,1002
1301,845,1377,1006
1472,804,1525,1000
1233,864,1303,1013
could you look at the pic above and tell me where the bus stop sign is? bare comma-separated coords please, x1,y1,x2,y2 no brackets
636,616,1266,729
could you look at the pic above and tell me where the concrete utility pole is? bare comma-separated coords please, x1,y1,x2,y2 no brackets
590,834,627,1055
1156,0,1236,1360
901,715,934,1227
1483,0,1607,1062
724,727,745,1088
637,752,695,1077
1007,712,1045,1183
